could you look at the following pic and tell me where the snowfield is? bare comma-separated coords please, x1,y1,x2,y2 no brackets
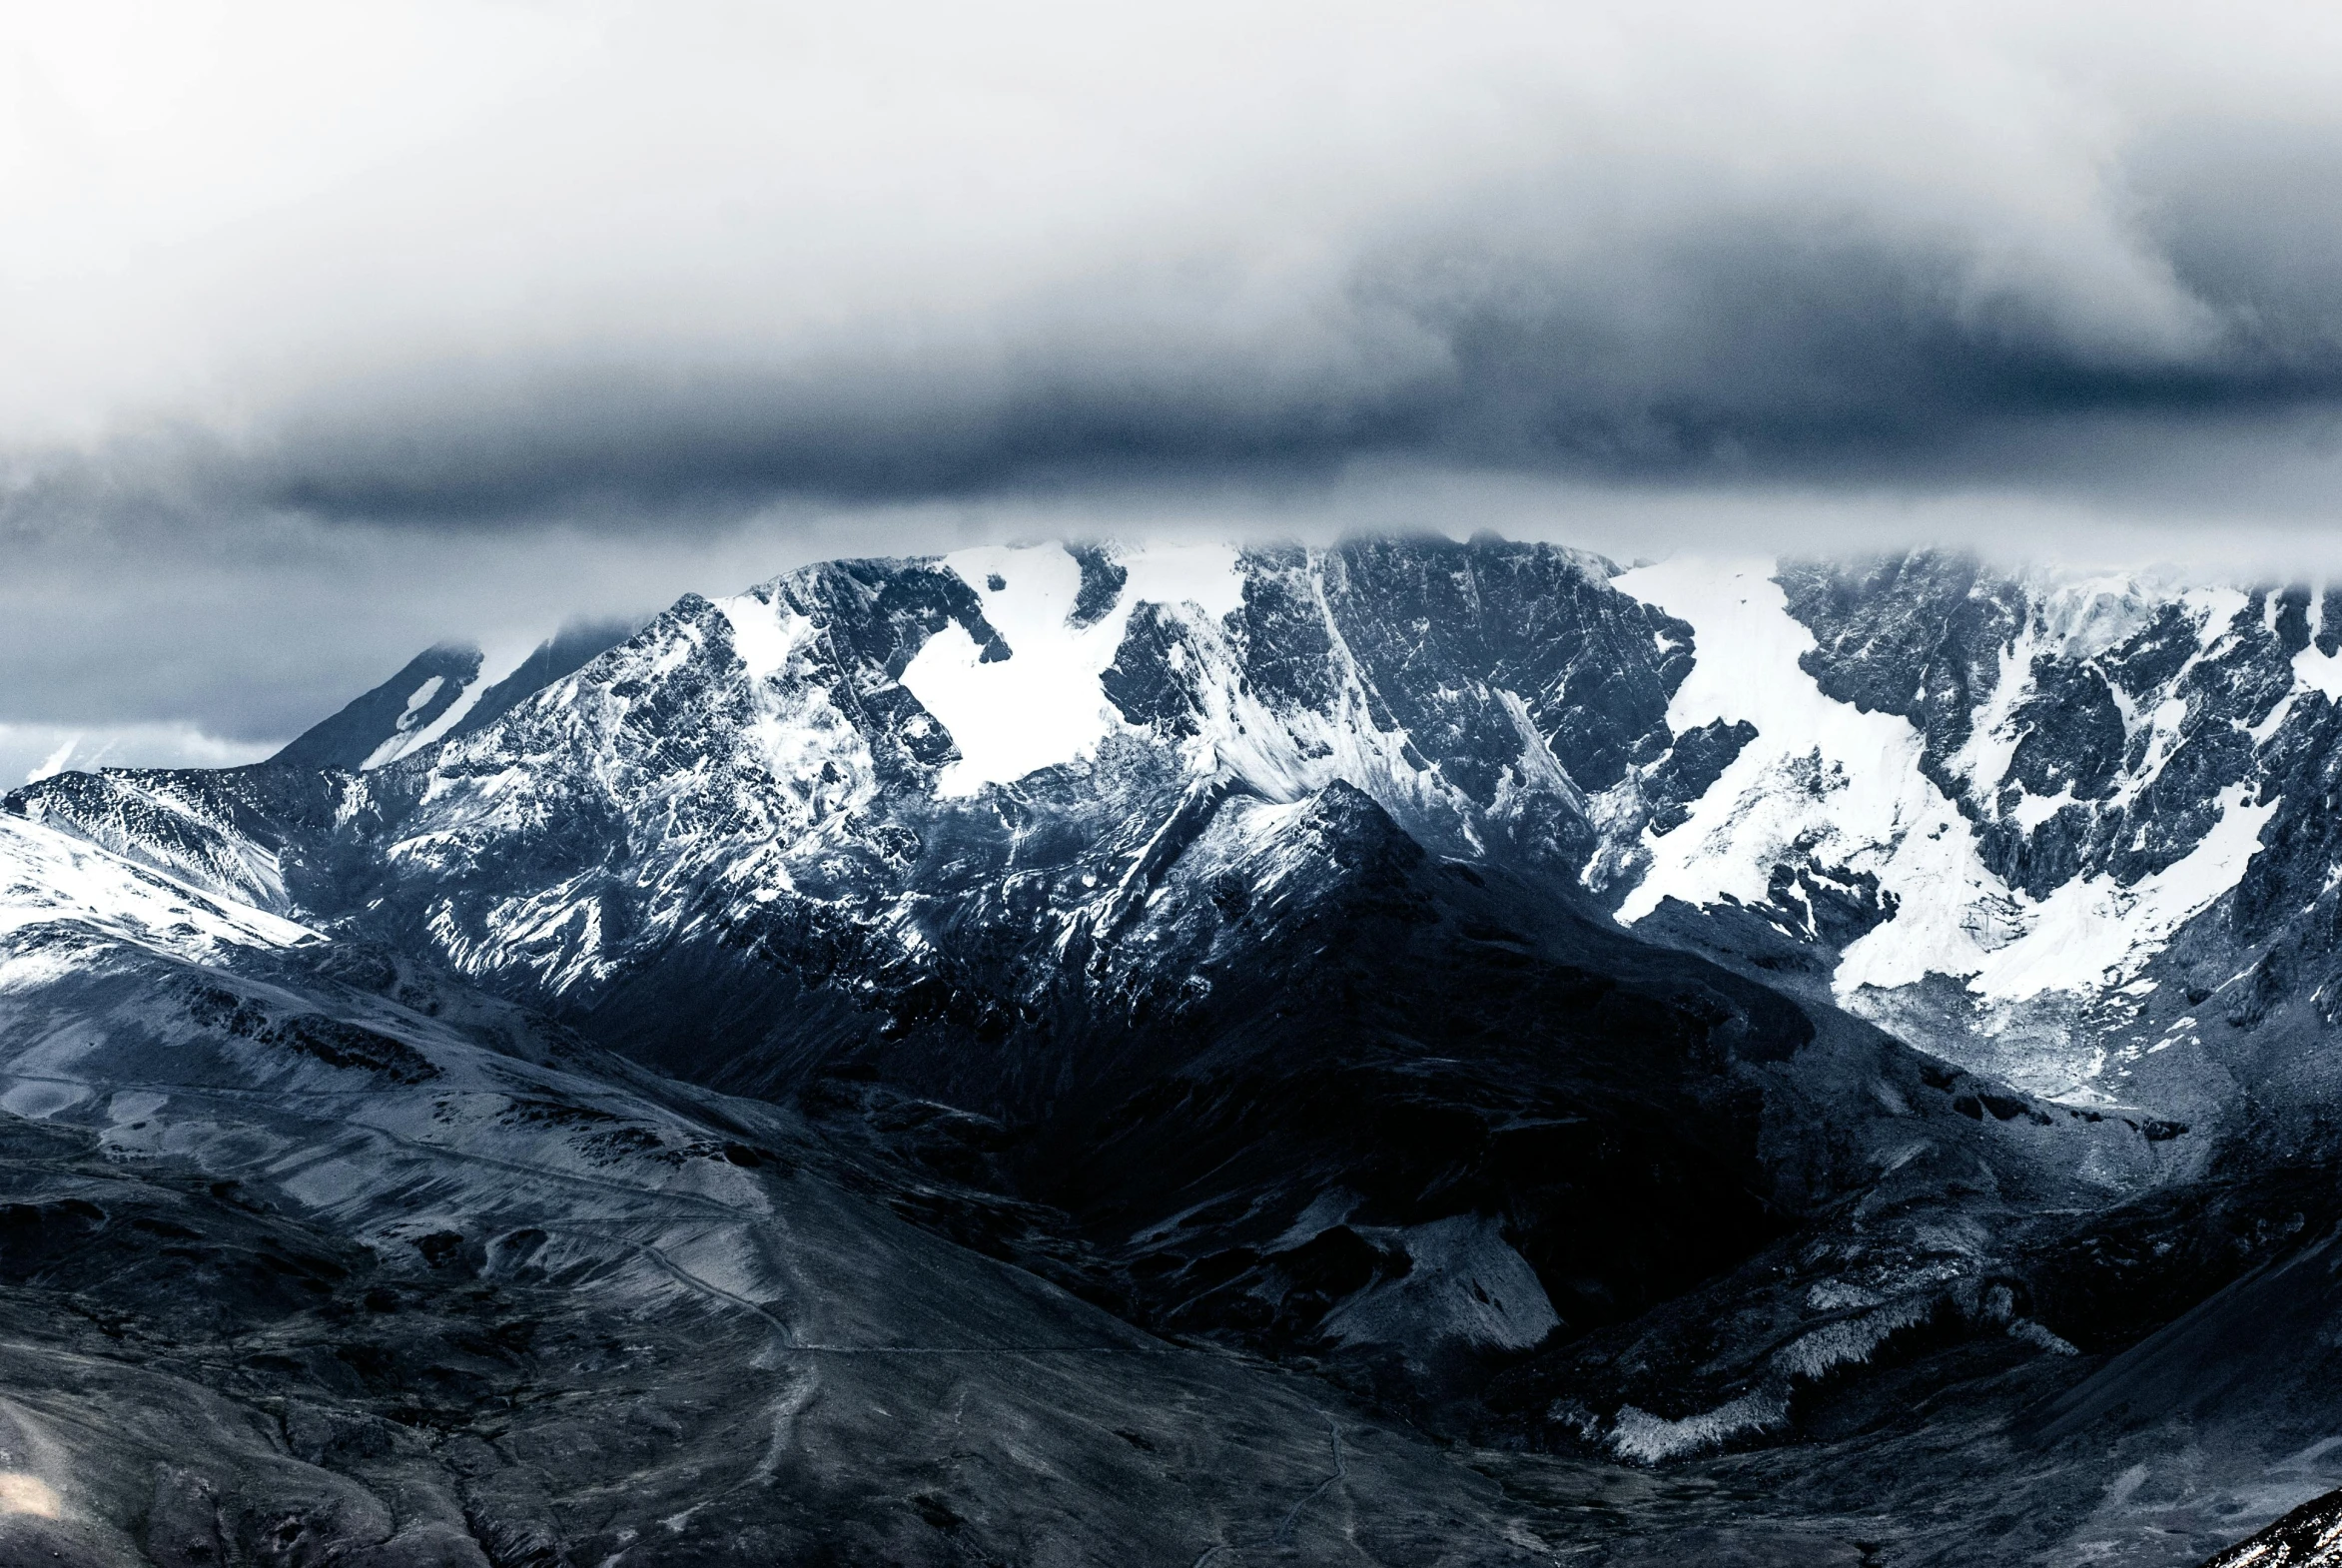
1615,557,2282,1010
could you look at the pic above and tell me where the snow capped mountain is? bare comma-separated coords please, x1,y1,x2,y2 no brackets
91,536,2323,1124
31,532,2342,1135
27,534,2341,1135
104,537,1683,1033
16,532,2342,1564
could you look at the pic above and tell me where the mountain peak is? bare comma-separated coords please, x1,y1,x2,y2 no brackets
271,621,635,776
271,641,484,772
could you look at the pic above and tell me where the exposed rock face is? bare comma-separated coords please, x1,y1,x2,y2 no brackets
16,533,2342,1565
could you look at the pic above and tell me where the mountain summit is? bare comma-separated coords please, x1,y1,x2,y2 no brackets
270,620,636,773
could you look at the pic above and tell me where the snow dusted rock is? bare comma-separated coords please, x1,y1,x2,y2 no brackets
1317,1213,1562,1354
3,764,335,917
355,559,1005,1003
0,811,316,973
1594,552,2342,1113
274,640,489,773
271,621,633,774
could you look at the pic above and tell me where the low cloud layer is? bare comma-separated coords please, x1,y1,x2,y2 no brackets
10,2,2342,753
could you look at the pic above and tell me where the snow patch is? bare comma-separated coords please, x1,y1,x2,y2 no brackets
2295,642,2342,702
716,590,814,682
396,676,445,722
1610,559,2279,1009
2007,1317,2079,1355
902,542,1242,797
1609,1392,1789,1464
363,638,546,771
1772,1295,1939,1380
1961,782,2276,1001
2186,586,2254,653
1949,629,2037,797
1611,558,2003,992
2004,784,2076,831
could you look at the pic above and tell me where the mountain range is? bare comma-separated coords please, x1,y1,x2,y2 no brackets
8,533,2342,1565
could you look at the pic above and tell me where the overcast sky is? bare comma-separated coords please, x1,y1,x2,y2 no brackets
10,0,2342,779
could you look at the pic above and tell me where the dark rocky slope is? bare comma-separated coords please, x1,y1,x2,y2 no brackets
0,836,1557,1566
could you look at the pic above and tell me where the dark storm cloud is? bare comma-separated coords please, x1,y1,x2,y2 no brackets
17,161,2342,531
13,2,2342,531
